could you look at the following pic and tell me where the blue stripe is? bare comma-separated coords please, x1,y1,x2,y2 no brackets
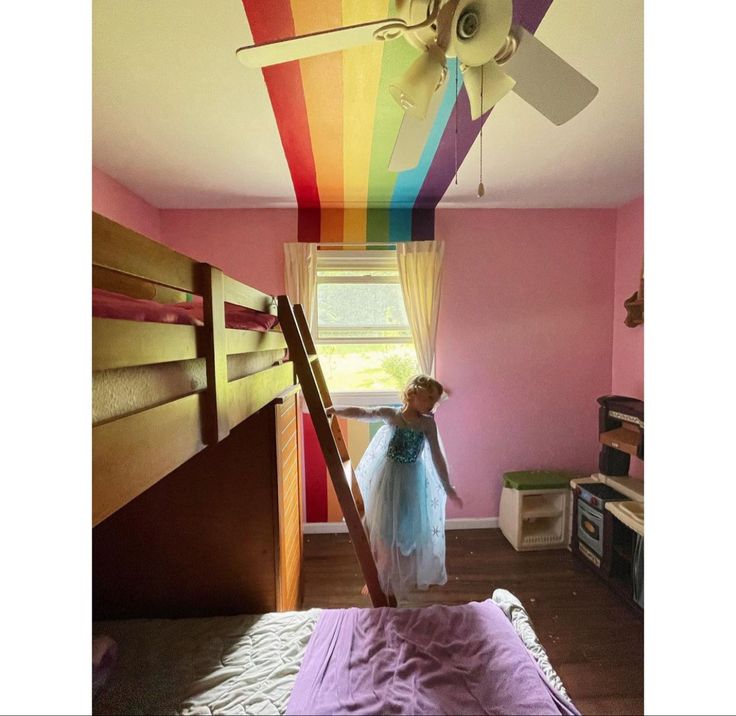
390,58,461,210
388,208,413,242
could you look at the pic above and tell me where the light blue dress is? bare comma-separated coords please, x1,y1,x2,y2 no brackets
354,411,448,599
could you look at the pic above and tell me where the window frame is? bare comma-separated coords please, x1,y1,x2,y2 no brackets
313,249,416,401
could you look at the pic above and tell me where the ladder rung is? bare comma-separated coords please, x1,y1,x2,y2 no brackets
308,353,319,363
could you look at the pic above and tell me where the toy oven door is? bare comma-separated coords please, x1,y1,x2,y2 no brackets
577,499,604,555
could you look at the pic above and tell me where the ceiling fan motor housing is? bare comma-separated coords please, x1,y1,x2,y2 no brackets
450,0,513,66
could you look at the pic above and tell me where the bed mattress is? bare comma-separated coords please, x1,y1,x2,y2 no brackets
92,591,573,715
93,349,286,425
94,609,320,715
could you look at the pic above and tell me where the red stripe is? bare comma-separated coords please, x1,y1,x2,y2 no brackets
240,1,320,214
302,413,328,522
298,207,321,243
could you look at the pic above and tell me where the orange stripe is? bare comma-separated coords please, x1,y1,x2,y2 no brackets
326,469,343,522
321,207,344,243
291,0,344,219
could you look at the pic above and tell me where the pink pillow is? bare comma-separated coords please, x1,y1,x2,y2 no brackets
92,288,278,331
224,303,279,331
174,298,279,332
93,288,203,326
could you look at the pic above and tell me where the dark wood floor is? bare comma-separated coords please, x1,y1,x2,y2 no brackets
302,529,643,716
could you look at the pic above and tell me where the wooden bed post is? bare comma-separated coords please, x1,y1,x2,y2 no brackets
201,264,230,445
277,296,394,608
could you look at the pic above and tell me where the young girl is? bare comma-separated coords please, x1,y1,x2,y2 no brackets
329,374,462,601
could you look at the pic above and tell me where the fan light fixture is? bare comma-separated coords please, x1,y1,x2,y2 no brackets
389,43,448,120
461,60,515,119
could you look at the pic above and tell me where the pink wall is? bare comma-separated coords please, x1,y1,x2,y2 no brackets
612,196,644,398
159,210,296,295
92,166,162,241
611,196,644,478
434,209,618,518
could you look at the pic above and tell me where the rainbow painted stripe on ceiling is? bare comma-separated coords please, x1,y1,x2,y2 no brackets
241,0,553,243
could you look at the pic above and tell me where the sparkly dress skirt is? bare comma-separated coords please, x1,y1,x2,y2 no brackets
355,425,447,599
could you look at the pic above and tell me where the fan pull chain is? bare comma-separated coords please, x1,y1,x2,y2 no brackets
454,61,458,185
478,63,485,198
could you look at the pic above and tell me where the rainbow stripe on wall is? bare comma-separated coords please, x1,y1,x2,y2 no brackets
303,414,391,523
240,0,554,245
241,0,555,521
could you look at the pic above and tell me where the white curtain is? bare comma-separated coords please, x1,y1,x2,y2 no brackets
284,242,318,329
396,241,445,376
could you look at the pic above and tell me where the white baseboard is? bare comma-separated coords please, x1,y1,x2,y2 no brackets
304,517,498,535
446,517,499,530
304,522,349,534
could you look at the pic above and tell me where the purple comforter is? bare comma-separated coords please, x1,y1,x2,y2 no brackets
286,599,579,716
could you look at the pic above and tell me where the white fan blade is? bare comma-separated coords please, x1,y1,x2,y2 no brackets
462,60,515,120
236,18,406,68
388,81,447,172
502,26,598,125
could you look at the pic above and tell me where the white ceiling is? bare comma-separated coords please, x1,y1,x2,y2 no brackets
92,0,643,209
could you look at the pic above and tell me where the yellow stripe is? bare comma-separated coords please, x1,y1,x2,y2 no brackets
347,418,371,465
343,207,367,244
342,0,389,242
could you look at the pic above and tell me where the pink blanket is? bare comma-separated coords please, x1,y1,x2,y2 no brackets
92,288,278,331
286,600,578,716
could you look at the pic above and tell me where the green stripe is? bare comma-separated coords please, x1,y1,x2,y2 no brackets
365,2,420,241
365,208,391,244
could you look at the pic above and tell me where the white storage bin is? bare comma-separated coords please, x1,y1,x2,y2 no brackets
499,486,572,551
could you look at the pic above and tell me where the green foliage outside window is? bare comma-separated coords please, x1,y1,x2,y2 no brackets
317,343,418,392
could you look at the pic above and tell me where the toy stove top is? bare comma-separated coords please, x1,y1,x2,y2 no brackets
578,482,628,510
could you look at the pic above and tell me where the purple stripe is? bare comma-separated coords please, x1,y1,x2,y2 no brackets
411,207,435,241
415,0,555,208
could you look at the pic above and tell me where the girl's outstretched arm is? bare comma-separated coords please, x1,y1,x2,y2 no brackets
327,406,395,422
423,417,463,508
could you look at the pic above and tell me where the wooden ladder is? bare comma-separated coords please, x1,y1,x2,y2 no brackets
277,296,394,608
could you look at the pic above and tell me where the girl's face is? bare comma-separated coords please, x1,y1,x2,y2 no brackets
408,387,441,415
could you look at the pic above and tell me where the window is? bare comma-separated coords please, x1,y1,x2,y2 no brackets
314,250,419,397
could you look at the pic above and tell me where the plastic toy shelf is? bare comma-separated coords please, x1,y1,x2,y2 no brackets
499,471,574,552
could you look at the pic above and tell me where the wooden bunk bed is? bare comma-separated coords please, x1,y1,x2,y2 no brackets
92,212,303,619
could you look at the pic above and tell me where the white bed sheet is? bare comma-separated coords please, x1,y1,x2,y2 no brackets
94,609,320,715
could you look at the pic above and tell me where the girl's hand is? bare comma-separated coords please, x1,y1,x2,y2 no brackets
447,487,463,509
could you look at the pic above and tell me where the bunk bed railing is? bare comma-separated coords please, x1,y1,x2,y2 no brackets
93,212,203,296
92,213,291,526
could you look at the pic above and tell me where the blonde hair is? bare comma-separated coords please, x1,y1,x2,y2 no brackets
401,374,444,406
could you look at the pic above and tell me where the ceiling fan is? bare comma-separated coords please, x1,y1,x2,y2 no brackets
236,0,598,173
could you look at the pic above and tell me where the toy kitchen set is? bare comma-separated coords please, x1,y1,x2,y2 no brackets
571,395,644,612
